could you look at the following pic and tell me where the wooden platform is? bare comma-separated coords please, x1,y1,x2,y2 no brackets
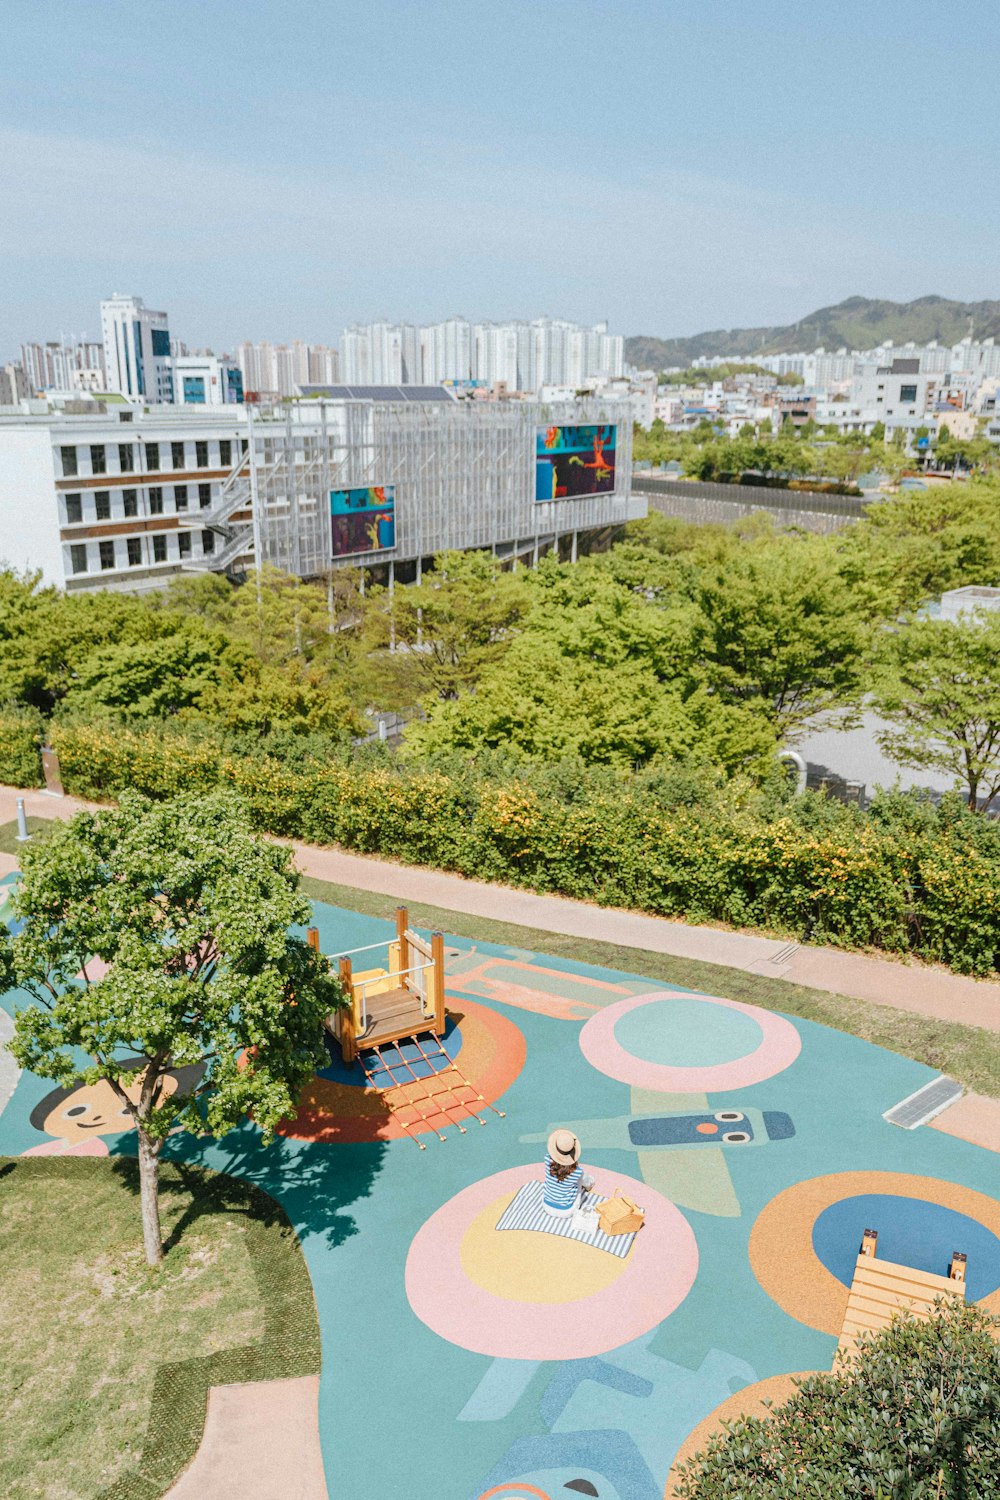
359,987,427,1046
836,1246,966,1361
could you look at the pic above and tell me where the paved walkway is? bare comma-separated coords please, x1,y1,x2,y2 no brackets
162,1377,328,1500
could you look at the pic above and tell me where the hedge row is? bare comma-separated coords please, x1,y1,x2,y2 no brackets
0,709,44,788
42,719,1000,979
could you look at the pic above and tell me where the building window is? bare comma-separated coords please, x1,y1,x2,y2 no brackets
219,439,232,466
119,443,134,472
60,446,78,477
202,529,215,555
183,376,206,404
95,491,111,521
175,484,188,509
199,482,211,508
65,494,82,524
152,534,167,563
149,487,164,515
127,538,143,567
99,540,116,570
178,531,192,558
195,440,209,467
90,444,107,474
900,384,918,403
240,438,249,454
123,488,138,517
70,543,88,574
171,441,185,469
145,442,160,470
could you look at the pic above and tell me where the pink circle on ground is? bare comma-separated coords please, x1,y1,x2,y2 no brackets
579,990,801,1093
405,1163,698,1360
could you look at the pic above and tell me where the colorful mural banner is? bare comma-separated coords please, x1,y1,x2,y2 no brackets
536,423,617,501
330,485,396,558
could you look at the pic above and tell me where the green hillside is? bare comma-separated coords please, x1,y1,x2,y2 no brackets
627,295,1000,369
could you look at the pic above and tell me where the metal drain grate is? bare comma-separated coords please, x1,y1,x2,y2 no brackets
884,1076,963,1129
767,943,800,966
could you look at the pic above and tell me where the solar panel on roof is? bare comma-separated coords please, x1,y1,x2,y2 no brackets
297,384,456,403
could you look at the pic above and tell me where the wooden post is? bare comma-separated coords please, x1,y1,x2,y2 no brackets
395,906,409,980
861,1228,878,1258
431,932,446,1035
306,927,320,952
950,1251,967,1285
339,955,356,1065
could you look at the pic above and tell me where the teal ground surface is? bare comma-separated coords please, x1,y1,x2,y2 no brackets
3,877,1000,1500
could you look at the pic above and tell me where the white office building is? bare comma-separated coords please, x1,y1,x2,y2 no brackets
0,406,248,591
0,395,640,593
172,354,244,406
101,295,174,404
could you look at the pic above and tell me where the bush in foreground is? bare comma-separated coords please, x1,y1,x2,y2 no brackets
674,1302,1000,1499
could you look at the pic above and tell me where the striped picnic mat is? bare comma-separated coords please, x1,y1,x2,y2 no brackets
495,1181,639,1260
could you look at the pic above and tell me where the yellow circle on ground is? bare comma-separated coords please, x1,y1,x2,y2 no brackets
460,1190,628,1304
750,1171,1000,1335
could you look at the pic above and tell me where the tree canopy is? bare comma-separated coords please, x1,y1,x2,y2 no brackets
2,792,344,1264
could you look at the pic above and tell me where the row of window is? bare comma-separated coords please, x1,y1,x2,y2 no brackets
69,530,217,573
60,437,245,477
64,483,214,523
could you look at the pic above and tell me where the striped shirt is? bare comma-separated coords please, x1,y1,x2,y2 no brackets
542,1155,583,1210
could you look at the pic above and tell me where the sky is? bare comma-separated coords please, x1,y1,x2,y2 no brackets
2,0,1000,356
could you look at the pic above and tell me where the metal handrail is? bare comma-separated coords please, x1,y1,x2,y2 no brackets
356,961,433,993
329,939,393,961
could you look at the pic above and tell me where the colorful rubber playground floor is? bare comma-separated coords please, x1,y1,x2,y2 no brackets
4,881,1000,1500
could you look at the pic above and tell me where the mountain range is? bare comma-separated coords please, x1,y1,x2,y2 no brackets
625,295,1000,370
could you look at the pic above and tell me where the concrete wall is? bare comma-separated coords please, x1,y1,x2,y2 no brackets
0,426,63,584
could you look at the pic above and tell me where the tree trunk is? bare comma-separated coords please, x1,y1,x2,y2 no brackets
137,1128,164,1267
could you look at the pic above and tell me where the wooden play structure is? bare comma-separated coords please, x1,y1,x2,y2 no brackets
307,908,504,1148
835,1227,967,1362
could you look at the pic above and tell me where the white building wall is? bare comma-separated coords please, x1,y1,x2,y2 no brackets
0,426,64,584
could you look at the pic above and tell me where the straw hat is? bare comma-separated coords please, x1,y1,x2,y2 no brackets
547,1128,581,1166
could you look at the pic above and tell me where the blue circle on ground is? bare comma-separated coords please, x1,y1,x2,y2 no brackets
317,1014,463,1089
813,1194,1000,1303
612,998,764,1069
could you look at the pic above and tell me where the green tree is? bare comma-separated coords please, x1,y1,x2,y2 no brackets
872,609,1000,809
675,1302,1000,1498
1,793,344,1265
385,550,531,700
60,630,244,720
694,535,872,739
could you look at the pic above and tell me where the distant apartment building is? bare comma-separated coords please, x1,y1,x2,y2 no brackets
20,339,105,393
0,407,248,592
237,340,339,398
0,364,30,405
341,317,624,391
101,294,174,403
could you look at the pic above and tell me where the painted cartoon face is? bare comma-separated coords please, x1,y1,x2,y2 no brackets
40,1074,179,1142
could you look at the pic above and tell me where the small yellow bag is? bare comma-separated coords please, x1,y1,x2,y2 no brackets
598,1194,645,1236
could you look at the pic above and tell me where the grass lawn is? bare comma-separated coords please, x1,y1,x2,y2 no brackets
0,815,51,854
0,1157,320,1500
299,873,1000,1102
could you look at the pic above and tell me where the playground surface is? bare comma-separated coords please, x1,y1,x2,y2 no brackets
4,878,1000,1500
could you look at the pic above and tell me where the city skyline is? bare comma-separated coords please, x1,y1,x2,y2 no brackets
2,1,999,355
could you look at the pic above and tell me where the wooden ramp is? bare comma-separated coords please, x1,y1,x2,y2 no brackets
836,1228,966,1361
